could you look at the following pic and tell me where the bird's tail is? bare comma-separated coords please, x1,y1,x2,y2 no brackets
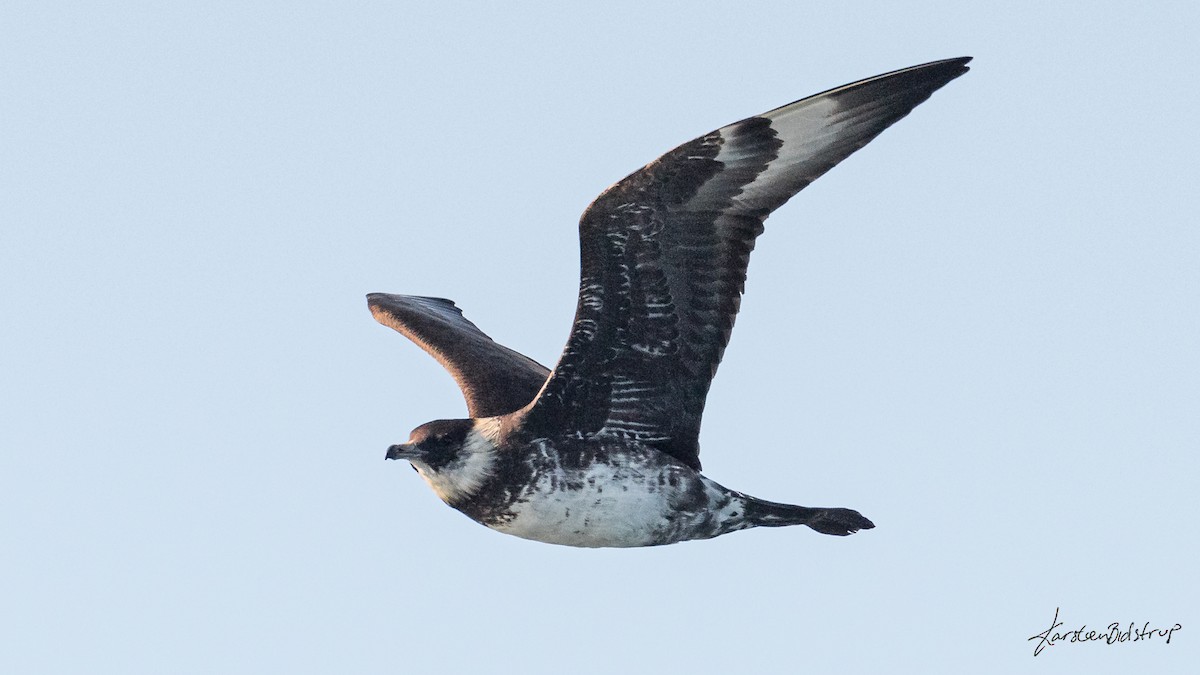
743,496,875,536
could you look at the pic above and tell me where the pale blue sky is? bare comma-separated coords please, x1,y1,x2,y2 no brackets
2,2,1196,673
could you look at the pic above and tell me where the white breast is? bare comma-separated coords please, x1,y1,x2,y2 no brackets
413,418,502,503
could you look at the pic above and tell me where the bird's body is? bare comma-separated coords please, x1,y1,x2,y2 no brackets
369,58,971,547
442,419,743,548
398,418,868,547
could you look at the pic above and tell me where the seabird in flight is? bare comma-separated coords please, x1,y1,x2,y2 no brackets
368,57,970,547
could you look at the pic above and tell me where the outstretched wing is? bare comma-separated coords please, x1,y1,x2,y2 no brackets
522,57,971,469
367,293,551,418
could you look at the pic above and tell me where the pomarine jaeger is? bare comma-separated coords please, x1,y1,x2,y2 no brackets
368,57,970,547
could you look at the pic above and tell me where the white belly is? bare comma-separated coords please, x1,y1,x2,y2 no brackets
488,461,731,548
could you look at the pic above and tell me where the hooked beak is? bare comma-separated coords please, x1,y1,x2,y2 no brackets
386,443,419,460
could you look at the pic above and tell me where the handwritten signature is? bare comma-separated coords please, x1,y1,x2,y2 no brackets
1029,607,1182,656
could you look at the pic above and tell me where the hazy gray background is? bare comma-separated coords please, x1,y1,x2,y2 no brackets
3,1,1196,673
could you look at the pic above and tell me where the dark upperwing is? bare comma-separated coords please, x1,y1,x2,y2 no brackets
521,58,971,470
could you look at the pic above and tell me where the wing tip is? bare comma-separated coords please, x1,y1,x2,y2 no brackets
927,55,972,80
907,55,972,73
901,56,973,91
366,293,462,311
864,55,974,91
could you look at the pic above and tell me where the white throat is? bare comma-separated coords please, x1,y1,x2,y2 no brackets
414,417,501,504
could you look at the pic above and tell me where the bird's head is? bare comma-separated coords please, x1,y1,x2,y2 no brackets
387,418,473,466
386,418,499,503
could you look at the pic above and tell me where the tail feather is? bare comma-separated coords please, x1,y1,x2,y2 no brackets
744,497,875,536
